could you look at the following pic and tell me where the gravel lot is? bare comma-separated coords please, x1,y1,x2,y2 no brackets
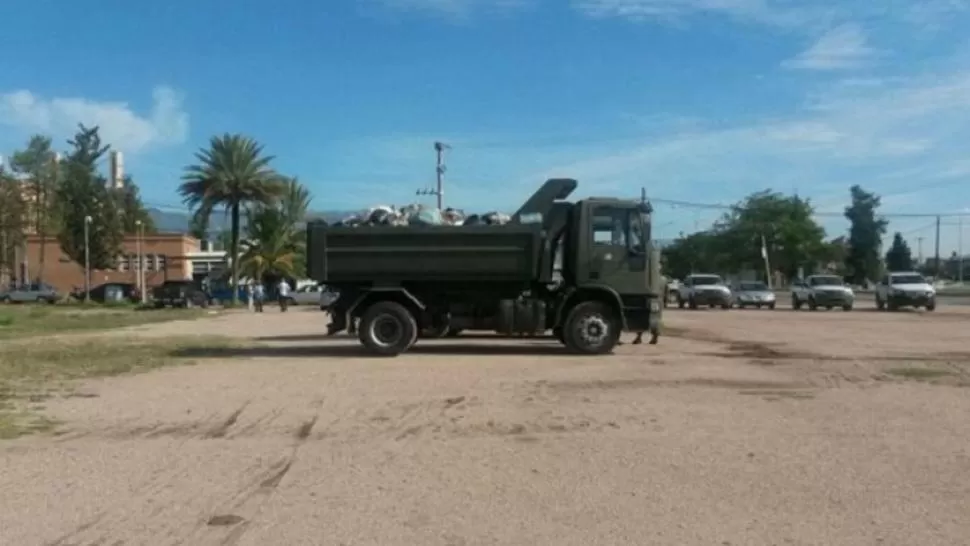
2,305,969,546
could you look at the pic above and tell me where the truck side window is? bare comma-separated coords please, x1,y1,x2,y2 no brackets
628,210,644,251
592,206,626,246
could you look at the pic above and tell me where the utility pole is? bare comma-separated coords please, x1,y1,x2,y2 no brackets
957,216,963,284
934,215,941,280
917,236,924,265
415,141,450,209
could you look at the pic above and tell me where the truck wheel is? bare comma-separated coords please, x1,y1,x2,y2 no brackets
563,301,620,355
553,326,565,345
419,322,450,339
359,301,417,356
688,297,698,310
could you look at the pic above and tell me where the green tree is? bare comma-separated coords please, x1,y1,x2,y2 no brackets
9,135,59,282
179,134,284,304
843,185,888,285
116,175,157,234
716,191,828,280
56,124,125,271
240,178,311,280
884,232,914,272
0,168,27,284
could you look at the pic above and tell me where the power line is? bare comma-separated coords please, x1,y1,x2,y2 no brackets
646,196,970,219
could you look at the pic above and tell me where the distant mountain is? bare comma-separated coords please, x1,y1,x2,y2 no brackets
147,208,359,235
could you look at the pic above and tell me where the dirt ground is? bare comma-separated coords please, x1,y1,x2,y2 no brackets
2,304,969,546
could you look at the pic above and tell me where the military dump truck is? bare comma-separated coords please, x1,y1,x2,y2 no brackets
305,178,663,356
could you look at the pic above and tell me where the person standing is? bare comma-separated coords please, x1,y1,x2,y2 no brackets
253,280,265,312
277,278,291,312
246,281,254,312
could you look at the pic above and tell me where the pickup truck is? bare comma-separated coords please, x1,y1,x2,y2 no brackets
791,275,854,311
675,274,732,309
875,271,936,311
152,280,209,308
306,178,664,356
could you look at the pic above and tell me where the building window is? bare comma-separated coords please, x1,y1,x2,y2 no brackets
118,255,130,272
145,254,155,272
156,255,167,271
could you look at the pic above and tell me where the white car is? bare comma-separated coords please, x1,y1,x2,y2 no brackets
791,275,854,311
676,274,732,309
875,271,936,311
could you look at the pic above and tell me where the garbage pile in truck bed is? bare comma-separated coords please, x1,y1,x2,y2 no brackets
330,204,512,227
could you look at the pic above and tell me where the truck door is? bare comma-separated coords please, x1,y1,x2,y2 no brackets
587,204,644,295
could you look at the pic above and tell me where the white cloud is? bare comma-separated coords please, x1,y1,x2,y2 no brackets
572,0,970,31
0,86,188,154
782,24,876,70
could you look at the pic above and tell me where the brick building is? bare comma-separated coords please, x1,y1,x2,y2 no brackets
22,233,201,292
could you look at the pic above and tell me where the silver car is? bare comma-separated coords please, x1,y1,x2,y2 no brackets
731,281,776,309
0,283,60,304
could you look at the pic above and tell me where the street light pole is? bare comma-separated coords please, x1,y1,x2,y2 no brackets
135,220,145,302
84,215,92,303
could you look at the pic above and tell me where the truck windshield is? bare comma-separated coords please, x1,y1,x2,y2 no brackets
810,276,842,286
891,274,925,284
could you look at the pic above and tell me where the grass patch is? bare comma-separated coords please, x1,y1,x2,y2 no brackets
886,367,955,380
0,336,238,439
0,305,211,339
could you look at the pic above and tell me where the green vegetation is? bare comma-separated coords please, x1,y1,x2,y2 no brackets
0,125,157,287
0,305,208,339
179,134,288,304
0,336,236,439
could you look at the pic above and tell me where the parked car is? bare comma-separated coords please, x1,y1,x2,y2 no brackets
152,280,209,308
0,282,59,304
81,282,139,304
676,274,732,309
731,281,776,309
287,284,325,306
791,275,854,311
875,271,936,311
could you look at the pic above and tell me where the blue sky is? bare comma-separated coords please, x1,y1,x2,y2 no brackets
2,0,970,255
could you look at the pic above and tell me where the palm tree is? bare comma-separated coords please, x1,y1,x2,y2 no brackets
239,178,312,282
179,134,283,304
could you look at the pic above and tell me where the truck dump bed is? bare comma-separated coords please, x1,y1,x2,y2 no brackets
306,223,544,283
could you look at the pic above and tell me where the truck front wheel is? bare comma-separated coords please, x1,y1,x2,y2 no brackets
358,301,417,356
563,301,620,355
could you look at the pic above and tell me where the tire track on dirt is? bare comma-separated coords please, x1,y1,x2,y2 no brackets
192,401,323,546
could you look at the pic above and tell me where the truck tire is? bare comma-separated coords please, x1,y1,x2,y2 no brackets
562,301,620,355
419,322,450,339
358,301,417,356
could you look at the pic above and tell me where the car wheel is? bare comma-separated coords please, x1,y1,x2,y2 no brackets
791,296,801,310
768,302,776,310
926,300,936,312
688,297,698,310
842,304,852,311
808,298,818,311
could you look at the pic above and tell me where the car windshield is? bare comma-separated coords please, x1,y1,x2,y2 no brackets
809,276,843,286
891,274,926,285
692,276,722,286
739,282,768,291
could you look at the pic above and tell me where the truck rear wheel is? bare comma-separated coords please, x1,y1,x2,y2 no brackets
562,301,620,355
358,301,417,356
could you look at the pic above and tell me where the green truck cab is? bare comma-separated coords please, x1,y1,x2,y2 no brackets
306,178,663,356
